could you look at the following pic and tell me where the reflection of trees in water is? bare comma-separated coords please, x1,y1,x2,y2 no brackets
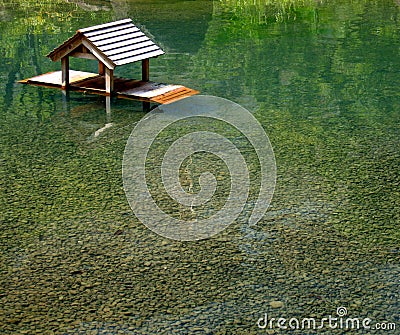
0,0,214,119
220,0,321,24
192,0,400,247
117,0,213,54
0,0,113,118
66,0,112,12
110,0,129,19
2,0,399,121
193,0,400,120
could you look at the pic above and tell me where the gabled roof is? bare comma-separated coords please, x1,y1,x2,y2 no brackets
47,18,164,69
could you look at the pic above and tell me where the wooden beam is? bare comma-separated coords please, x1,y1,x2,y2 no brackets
70,51,97,60
142,101,151,112
98,62,105,75
105,67,114,95
82,39,115,70
142,58,149,82
47,34,83,62
61,56,69,89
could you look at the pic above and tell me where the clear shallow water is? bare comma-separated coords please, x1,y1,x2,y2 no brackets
0,1,399,334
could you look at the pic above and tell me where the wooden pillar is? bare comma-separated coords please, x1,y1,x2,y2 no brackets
105,67,114,95
142,101,151,112
98,61,105,75
141,59,150,111
61,56,69,89
142,59,149,82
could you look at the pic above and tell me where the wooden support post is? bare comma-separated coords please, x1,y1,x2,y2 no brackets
105,67,114,95
142,101,151,112
142,59,149,82
98,61,105,75
61,56,69,89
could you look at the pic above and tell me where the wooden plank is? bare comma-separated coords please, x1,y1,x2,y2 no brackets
92,31,145,48
19,70,100,87
68,71,101,84
152,89,185,103
22,71,63,86
83,22,134,38
78,18,132,33
154,90,188,102
47,34,83,62
88,27,140,43
157,93,197,104
151,87,200,104
105,40,154,57
70,51,97,60
100,37,151,56
82,39,115,69
114,49,164,66
109,45,160,62
97,34,147,51
117,81,199,104
152,91,186,104
71,76,106,90
20,72,199,104
120,83,182,98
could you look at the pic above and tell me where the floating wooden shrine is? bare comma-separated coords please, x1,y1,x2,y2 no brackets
19,19,199,108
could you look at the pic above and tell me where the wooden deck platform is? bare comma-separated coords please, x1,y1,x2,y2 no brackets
19,70,199,105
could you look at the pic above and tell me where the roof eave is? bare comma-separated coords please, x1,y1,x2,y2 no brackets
46,32,84,62
46,33,115,69
46,19,164,69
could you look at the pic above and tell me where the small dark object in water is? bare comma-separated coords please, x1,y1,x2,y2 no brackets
114,229,123,236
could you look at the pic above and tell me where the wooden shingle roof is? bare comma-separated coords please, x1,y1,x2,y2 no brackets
47,19,164,69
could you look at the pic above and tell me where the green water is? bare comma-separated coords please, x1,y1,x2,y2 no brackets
0,0,399,334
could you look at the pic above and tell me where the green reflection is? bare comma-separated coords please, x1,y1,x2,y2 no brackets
0,0,399,334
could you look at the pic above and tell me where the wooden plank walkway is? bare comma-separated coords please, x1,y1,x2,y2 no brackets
19,70,199,105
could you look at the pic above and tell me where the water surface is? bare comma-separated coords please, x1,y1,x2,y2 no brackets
0,0,399,334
